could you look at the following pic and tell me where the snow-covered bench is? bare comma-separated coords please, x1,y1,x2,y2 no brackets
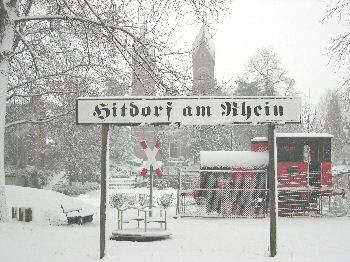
61,204,94,225
117,206,145,230
143,207,168,231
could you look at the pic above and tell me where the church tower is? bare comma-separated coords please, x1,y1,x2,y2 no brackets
192,24,215,95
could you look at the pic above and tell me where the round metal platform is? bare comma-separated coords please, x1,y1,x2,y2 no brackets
110,229,172,242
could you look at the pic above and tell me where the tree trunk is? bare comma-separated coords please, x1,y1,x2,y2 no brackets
0,0,17,222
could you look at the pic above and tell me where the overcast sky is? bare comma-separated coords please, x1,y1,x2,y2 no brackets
208,0,344,102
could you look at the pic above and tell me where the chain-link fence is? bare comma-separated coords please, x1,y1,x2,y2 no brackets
177,169,268,218
177,169,349,218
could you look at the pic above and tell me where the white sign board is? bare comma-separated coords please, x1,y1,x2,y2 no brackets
76,96,301,125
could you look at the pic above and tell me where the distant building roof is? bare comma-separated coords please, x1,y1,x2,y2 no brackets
276,133,333,138
251,133,333,141
251,137,268,142
200,151,268,169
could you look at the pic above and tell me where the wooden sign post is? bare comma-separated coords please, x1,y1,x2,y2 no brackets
100,124,109,259
76,96,301,259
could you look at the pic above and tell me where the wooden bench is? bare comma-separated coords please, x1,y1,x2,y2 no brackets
61,204,94,225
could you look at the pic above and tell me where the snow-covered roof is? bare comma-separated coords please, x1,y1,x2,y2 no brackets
192,24,215,60
200,151,268,169
276,133,333,138
251,137,268,142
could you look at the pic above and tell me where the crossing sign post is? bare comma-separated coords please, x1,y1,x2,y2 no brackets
139,139,163,216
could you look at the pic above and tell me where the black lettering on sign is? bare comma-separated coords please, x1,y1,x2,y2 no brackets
166,102,172,121
141,106,151,117
241,102,251,120
221,102,231,116
254,105,262,116
93,103,110,120
274,105,284,116
183,106,193,116
154,106,163,117
112,103,118,117
196,106,211,117
130,103,139,117
264,102,270,116
121,104,127,117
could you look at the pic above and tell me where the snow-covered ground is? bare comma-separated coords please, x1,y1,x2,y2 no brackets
1,186,350,262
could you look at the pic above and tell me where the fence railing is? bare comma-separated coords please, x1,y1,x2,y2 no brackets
177,169,348,218
177,169,268,218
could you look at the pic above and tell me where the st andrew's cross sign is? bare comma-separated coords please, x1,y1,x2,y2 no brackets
76,96,301,125
76,96,301,259
139,139,163,177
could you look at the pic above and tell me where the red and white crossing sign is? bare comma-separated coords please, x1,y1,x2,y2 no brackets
139,140,164,177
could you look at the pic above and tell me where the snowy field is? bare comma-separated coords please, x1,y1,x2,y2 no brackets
1,186,350,262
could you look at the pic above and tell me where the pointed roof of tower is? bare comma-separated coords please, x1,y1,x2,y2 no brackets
192,23,215,60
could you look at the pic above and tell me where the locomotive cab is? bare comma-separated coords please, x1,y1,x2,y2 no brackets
251,133,333,216
276,133,333,189
275,133,333,216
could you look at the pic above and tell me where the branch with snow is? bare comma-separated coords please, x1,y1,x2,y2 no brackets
5,108,74,128
14,14,135,38
7,90,78,101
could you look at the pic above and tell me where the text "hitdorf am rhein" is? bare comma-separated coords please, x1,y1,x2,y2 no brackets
92,101,284,121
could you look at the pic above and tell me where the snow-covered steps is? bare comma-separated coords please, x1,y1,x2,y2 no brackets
108,178,135,189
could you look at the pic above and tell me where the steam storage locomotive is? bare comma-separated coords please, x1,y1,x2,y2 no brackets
198,133,341,217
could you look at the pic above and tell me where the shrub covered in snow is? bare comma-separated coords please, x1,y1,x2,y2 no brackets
157,193,174,208
154,178,168,189
109,193,129,209
52,182,99,196
134,177,177,189
109,193,154,209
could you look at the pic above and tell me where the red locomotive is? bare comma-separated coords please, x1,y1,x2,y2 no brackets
257,133,333,216
197,133,339,217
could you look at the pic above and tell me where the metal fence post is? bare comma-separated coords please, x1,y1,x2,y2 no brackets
176,168,181,215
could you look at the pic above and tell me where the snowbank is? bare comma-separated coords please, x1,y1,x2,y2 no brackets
5,185,96,225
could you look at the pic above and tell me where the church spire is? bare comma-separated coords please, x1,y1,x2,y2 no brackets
192,23,215,61
192,23,216,95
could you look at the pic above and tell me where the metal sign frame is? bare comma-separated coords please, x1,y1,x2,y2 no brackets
76,96,301,126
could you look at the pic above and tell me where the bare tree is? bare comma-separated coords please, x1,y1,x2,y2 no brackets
0,0,231,221
239,47,296,96
324,0,350,87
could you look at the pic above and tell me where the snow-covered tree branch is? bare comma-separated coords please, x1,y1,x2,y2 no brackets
0,0,232,222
